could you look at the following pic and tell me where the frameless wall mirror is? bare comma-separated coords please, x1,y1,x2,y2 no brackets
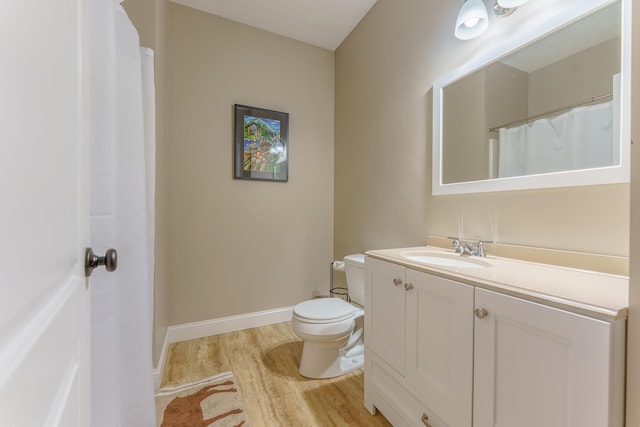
432,0,630,195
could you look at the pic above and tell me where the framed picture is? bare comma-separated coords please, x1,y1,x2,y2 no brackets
233,104,289,182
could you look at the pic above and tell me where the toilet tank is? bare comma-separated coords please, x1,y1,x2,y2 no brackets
344,254,366,307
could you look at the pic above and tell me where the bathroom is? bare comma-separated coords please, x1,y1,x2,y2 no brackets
125,0,639,424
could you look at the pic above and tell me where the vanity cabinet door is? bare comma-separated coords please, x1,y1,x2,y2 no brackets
473,288,620,427
365,257,406,375
405,269,474,427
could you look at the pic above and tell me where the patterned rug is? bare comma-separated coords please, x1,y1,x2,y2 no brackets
155,372,251,427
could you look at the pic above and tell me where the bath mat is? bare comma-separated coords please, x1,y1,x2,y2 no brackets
155,371,251,427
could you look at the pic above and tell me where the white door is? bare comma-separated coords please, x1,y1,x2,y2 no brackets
405,270,474,427
0,0,91,425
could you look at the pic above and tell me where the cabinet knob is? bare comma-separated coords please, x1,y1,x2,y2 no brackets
421,413,432,427
404,282,414,291
393,277,403,286
475,308,488,319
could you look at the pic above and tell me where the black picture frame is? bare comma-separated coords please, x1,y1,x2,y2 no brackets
233,104,289,182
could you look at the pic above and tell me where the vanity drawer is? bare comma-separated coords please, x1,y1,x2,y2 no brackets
365,351,450,427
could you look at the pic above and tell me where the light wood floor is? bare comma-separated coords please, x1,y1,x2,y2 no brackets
162,322,391,426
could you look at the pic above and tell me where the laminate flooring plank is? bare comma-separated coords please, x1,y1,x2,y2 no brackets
162,322,391,426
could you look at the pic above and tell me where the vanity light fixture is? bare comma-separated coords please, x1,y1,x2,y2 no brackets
456,0,530,40
455,0,489,40
493,2,517,18
492,0,529,19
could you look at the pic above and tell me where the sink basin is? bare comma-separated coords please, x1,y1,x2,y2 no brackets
400,251,490,269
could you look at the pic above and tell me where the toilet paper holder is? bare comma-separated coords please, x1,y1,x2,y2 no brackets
330,261,350,302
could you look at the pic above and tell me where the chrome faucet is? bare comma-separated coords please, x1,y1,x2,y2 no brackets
449,238,487,257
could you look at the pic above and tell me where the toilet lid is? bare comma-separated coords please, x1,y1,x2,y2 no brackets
293,298,356,323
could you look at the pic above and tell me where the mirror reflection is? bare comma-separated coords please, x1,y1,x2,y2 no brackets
442,2,621,185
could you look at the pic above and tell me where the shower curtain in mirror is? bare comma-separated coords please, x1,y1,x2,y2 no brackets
90,1,156,426
498,101,614,178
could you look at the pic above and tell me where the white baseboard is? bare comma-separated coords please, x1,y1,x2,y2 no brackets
153,335,170,390
153,306,294,390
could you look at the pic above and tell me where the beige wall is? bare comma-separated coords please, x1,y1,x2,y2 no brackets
442,69,486,183
122,0,158,50
166,3,335,325
529,38,620,116
485,62,529,131
335,0,629,260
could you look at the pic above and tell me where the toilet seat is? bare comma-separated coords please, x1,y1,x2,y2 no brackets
293,298,356,324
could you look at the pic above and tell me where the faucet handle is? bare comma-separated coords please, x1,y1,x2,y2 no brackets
448,237,491,256
447,237,463,252
473,240,493,257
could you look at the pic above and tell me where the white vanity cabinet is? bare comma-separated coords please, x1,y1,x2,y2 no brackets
473,288,626,427
364,257,474,427
364,256,626,427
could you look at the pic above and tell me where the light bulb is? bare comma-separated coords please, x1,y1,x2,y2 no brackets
455,0,489,40
464,17,480,28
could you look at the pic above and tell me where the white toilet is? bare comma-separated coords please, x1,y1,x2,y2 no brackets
291,254,366,379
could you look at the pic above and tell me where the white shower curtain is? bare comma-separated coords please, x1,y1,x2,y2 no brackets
498,101,613,177
90,1,156,426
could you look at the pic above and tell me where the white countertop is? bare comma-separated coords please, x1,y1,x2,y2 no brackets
365,246,629,322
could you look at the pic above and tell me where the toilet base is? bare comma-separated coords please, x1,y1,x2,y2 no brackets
298,332,364,379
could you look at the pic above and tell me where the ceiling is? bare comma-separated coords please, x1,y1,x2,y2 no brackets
169,0,379,51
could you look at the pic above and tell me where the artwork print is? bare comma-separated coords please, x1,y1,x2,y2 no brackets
234,104,289,182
